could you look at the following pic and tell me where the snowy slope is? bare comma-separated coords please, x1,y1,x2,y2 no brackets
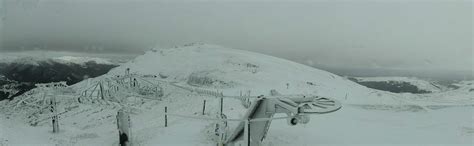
410,80,474,106
103,43,401,105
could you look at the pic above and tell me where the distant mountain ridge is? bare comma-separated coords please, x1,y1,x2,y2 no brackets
0,56,118,100
348,77,446,94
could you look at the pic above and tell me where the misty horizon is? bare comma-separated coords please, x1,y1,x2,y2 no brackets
0,0,472,75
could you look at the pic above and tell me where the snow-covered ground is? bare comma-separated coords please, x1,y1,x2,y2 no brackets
1,43,472,145
1,98,472,146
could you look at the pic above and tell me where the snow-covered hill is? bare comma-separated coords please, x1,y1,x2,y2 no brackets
412,80,474,106
99,43,402,105
1,43,472,146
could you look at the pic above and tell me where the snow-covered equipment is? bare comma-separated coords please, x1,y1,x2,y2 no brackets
78,73,164,104
226,95,342,146
11,81,68,111
4,82,69,130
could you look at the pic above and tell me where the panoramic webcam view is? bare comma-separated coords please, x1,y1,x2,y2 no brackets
0,0,472,146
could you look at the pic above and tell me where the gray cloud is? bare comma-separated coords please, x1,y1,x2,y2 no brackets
0,0,472,72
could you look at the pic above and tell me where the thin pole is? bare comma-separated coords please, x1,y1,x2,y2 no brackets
202,100,206,115
165,106,168,127
99,82,104,100
156,87,159,99
220,98,223,116
51,97,59,133
244,119,250,146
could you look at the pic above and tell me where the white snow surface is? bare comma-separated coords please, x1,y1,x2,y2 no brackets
1,43,473,146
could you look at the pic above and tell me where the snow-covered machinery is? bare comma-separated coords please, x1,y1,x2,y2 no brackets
226,95,342,146
11,82,68,110
78,73,164,104
6,82,69,128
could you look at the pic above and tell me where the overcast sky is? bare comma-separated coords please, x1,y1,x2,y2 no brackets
0,0,472,72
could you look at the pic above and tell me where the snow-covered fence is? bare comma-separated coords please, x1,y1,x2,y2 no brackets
175,85,194,92
245,63,259,74
193,88,224,97
172,83,224,98
160,111,305,146
11,82,68,111
238,90,252,108
240,98,251,109
187,74,215,86
77,75,164,105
